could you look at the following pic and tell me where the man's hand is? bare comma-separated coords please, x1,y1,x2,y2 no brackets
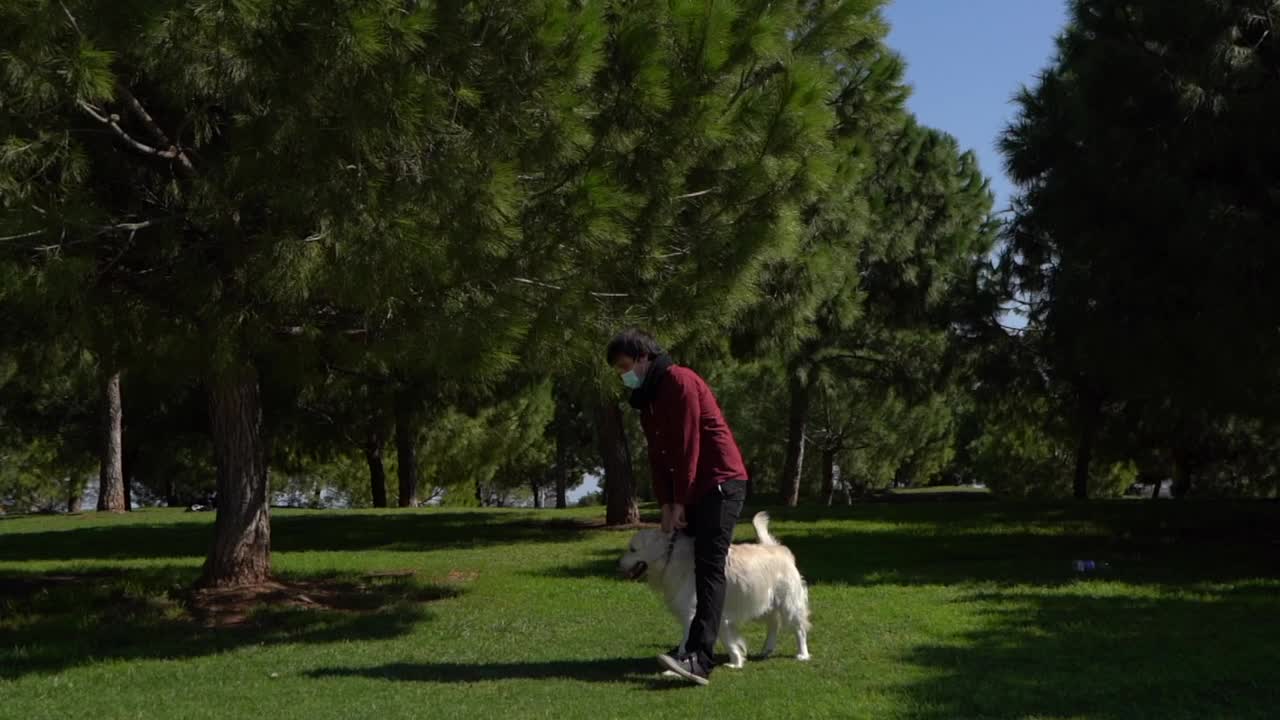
670,504,687,530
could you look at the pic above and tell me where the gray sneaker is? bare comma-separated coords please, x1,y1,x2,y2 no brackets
657,653,710,686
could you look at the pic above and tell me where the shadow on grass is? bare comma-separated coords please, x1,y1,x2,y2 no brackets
307,658,688,690
895,582,1280,720
781,501,1280,587
539,548,625,580
548,502,1280,588
0,510,596,562
0,566,455,680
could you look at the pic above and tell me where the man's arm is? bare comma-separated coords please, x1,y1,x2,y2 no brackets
642,415,674,505
670,372,702,506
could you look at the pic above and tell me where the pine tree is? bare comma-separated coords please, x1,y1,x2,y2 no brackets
510,0,893,521
0,0,611,586
1001,0,1280,498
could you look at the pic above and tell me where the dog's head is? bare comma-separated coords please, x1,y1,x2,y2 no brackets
617,528,673,581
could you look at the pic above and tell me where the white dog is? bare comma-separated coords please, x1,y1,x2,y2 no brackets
617,512,811,668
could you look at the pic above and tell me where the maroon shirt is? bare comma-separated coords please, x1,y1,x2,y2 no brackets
639,365,748,506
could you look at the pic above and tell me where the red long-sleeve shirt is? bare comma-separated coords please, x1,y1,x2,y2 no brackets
639,365,748,506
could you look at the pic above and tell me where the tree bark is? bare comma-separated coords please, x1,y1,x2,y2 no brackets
553,392,575,509
597,400,639,526
1073,391,1100,500
821,447,836,506
554,471,568,508
122,435,141,511
364,428,388,508
781,372,812,507
97,370,127,512
200,367,271,588
66,476,80,513
1171,449,1192,499
394,390,418,508
532,478,544,509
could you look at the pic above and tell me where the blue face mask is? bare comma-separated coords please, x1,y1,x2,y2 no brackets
621,369,642,390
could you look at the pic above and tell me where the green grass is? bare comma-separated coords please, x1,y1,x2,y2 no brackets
2,501,1279,719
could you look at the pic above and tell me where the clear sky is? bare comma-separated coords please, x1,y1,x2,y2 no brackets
883,0,1069,217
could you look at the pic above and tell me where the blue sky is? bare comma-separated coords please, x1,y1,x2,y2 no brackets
883,0,1069,216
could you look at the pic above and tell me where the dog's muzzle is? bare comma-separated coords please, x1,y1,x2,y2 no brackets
622,561,648,580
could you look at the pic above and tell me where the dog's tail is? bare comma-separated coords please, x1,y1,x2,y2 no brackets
752,511,780,546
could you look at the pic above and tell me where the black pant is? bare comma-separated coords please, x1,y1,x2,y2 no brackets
682,479,746,671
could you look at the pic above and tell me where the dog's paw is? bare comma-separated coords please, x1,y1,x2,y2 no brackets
660,669,679,678
724,661,745,670
796,653,811,662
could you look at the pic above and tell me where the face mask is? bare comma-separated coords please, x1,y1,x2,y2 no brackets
621,369,642,390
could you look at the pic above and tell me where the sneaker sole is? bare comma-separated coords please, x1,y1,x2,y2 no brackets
657,654,709,686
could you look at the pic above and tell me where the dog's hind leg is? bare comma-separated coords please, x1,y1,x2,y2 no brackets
761,611,781,658
721,623,747,669
794,624,810,661
782,579,811,661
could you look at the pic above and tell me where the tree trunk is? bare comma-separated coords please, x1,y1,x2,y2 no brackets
1171,449,1192,499
122,460,133,511
200,367,271,588
597,400,639,526
96,370,127,512
1073,392,1100,500
821,447,836,506
394,391,418,508
554,472,568,509
553,392,575,509
66,476,80,513
122,436,141,511
532,478,544,509
365,428,388,508
781,373,812,507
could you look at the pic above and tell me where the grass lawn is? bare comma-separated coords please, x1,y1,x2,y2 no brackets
2,500,1278,719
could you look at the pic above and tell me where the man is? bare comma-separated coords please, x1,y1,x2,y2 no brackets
606,328,748,686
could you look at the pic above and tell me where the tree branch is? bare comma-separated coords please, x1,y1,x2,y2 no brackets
513,276,562,291
98,218,169,233
0,229,45,243
513,277,628,298
61,1,194,175
814,351,888,367
57,0,81,33
115,83,196,174
78,100,182,160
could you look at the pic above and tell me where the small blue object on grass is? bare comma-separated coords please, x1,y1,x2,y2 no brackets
1072,560,1110,572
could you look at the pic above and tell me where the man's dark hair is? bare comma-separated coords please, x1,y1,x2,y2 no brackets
606,328,666,364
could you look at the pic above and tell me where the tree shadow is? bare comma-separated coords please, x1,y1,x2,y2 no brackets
0,510,595,562
537,548,625,580
307,658,688,691
547,502,1280,587
893,582,1280,719
0,566,456,680
775,501,1280,587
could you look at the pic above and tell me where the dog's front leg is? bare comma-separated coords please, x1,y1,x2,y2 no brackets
670,577,697,656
